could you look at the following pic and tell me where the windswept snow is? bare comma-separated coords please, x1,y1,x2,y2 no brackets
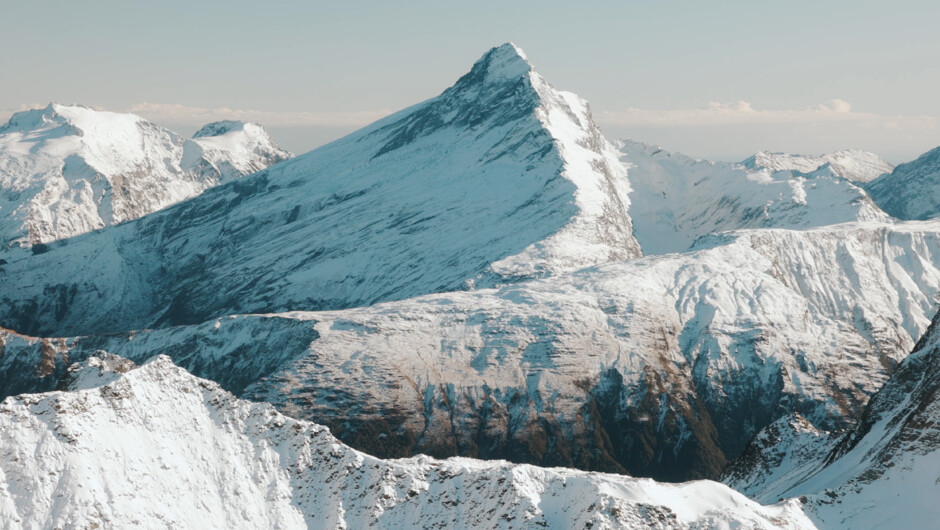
0,103,290,246
0,353,815,529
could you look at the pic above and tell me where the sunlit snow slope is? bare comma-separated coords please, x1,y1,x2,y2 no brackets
0,353,815,530
741,149,893,183
0,104,290,246
623,141,886,254
0,44,640,336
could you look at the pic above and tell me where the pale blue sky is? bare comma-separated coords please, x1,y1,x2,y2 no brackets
2,0,938,161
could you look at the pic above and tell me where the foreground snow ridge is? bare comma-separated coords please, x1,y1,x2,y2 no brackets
0,354,814,529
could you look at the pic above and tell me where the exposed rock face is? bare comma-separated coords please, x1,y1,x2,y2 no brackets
722,307,940,528
0,103,290,246
5,220,940,482
721,413,838,502
0,353,815,529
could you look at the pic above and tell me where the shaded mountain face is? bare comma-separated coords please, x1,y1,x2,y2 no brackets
0,104,290,246
721,413,838,503
0,44,640,337
865,146,940,220
0,353,816,530
624,141,887,254
6,219,940,482
722,308,940,529
741,149,893,183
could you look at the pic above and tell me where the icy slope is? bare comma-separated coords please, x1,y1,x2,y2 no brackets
864,145,940,220
7,220,940,482
623,141,887,254
0,354,815,530
741,149,893,183
0,43,640,336
0,104,290,246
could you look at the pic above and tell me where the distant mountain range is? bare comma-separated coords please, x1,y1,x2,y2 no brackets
0,103,290,246
741,149,893,183
3,43,940,528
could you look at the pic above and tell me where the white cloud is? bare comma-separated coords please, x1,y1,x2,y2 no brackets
125,102,393,128
596,99,935,129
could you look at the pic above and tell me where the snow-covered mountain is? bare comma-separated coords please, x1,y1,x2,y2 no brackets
724,306,940,528
4,42,940,515
6,219,940,482
864,146,940,220
0,103,290,246
741,149,893,183
0,43,640,336
721,414,838,502
0,353,815,529
623,141,887,254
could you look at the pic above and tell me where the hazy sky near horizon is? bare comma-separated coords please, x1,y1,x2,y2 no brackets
2,0,938,162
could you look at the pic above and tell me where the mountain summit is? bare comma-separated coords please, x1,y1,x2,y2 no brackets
0,103,290,246
0,44,641,336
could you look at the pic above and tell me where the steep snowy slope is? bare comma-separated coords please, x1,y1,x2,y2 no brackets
724,308,940,529
0,43,640,336
623,141,887,254
6,220,940,482
0,104,290,246
0,353,815,529
721,414,838,502
741,150,893,183
865,146,940,220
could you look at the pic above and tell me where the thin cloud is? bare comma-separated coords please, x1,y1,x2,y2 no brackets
596,99,936,129
126,103,394,128
1,102,394,129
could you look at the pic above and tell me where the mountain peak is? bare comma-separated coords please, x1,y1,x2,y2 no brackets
482,42,530,67
193,120,248,138
0,103,290,246
0,102,73,133
459,42,533,88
